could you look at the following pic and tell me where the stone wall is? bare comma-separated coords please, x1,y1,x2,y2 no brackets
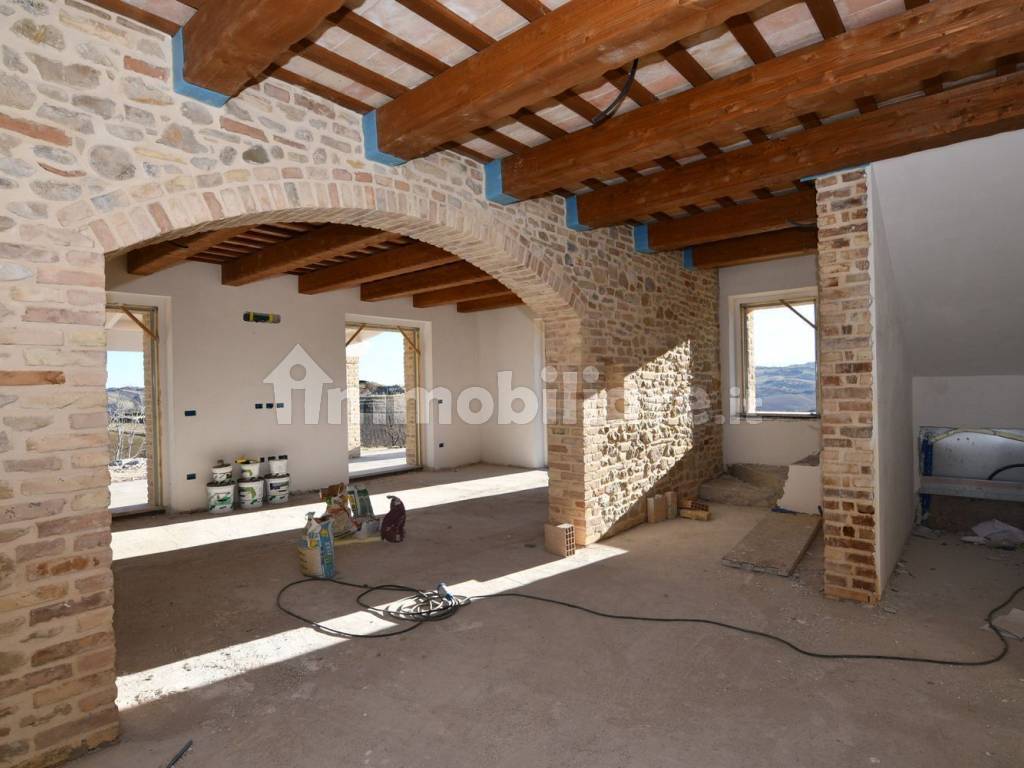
0,2,722,765
402,333,418,467
816,170,879,604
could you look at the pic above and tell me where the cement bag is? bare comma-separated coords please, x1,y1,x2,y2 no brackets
298,513,335,578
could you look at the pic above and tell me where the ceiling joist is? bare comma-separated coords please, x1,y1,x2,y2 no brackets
492,0,1024,203
573,69,1024,228
360,262,491,301
127,227,252,276
686,228,818,269
297,243,460,295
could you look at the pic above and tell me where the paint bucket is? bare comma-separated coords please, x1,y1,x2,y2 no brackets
266,474,290,504
268,457,288,476
206,482,234,513
238,478,264,509
211,464,232,484
238,461,261,480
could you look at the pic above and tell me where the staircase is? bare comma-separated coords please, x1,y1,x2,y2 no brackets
699,463,789,508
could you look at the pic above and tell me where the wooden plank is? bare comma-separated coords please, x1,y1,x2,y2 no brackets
286,42,407,99
372,0,769,160
360,262,490,301
689,228,817,269
0,370,65,386
726,13,774,63
498,0,1024,201
574,69,1024,227
412,279,511,307
804,0,846,38
298,243,460,294
398,0,493,50
222,225,397,286
127,227,252,275
646,190,816,250
330,8,447,76
182,0,346,96
721,512,821,576
457,294,525,313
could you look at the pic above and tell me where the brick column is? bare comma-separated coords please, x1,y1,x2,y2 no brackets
142,318,157,506
346,355,360,459
816,169,879,603
0,241,119,764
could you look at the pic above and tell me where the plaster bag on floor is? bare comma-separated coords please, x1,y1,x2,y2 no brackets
298,512,335,578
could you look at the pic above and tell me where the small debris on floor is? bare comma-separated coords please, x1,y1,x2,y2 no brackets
990,608,1024,641
961,519,1024,549
912,525,942,540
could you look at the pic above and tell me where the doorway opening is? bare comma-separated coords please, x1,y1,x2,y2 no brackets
105,304,162,515
346,323,422,479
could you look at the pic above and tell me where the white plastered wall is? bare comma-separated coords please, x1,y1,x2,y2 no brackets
107,259,544,512
867,169,916,589
718,255,821,466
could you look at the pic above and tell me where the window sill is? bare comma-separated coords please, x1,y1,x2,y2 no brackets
740,413,821,422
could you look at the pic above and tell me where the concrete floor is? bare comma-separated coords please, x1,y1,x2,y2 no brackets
349,447,412,478
82,465,1023,768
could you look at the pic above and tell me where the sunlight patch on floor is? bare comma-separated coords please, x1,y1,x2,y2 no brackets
115,542,624,709
112,470,549,561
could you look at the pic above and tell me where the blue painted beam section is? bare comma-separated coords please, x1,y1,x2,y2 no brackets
564,195,590,232
484,159,520,205
633,224,654,254
172,29,229,108
362,111,407,166
800,163,868,183
682,247,695,270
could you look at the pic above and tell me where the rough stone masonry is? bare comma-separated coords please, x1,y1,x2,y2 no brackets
0,2,724,765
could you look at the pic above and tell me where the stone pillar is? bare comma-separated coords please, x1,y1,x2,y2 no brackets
402,333,418,467
346,355,360,459
816,169,879,603
0,237,120,763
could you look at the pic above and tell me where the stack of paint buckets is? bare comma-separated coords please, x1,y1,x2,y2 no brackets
266,455,290,505
236,457,265,509
206,462,235,513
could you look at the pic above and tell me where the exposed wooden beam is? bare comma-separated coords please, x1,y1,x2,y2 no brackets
804,0,846,38
574,69,1024,228
265,65,373,113
298,243,460,295
369,0,769,161
457,294,525,313
127,227,251,275
412,279,511,308
495,0,1024,202
688,229,818,269
360,262,490,301
222,225,396,286
181,0,346,97
330,8,447,76
644,190,816,250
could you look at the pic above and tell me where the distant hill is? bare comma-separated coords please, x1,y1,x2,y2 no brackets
360,380,404,396
107,386,144,415
755,362,816,413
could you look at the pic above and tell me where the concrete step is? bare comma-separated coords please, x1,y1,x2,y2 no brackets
729,463,789,497
698,474,782,508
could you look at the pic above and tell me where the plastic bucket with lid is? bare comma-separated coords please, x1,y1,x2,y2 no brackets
206,482,234,513
211,464,232,484
266,474,290,504
238,478,264,509
238,461,261,480
268,457,288,476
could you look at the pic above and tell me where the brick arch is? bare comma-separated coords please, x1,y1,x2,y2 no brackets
86,181,585,328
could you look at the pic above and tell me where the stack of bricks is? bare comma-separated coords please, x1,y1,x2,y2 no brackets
815,170,879,604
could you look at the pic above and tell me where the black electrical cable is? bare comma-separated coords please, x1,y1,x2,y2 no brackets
591,59,639,126
277,577,1022,666
987,463,1024,481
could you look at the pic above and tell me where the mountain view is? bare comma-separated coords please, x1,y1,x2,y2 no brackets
107,386,144,415
754,362,816,413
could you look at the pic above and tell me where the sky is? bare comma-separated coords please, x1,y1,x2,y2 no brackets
106,351,144,388
749,303,816,367
357,331,404,385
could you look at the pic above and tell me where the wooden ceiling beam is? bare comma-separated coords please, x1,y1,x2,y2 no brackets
641,190,816,250
367,0,769,162
494,0,1024,202
360,262,491,301
412,279,511,308
687,229,818,269
457,294,525,313
178,0,347,98
574,69,1024,228
329,8,447,77
127,227,252,275
222,225,397,286
298,243,460,295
